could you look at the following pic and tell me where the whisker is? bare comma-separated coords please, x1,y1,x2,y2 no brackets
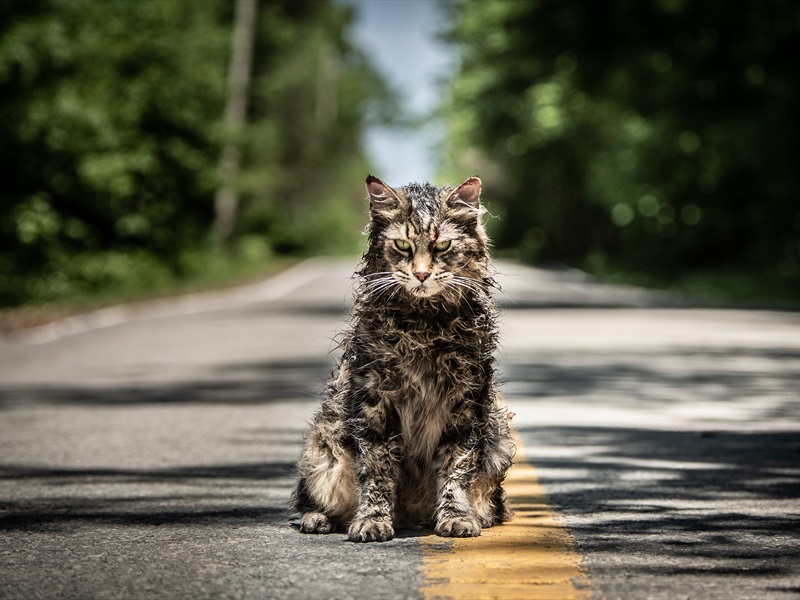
442,279,474,298
450,276,486,293
366,277,402,301
367,281,396,295
363,276,395,287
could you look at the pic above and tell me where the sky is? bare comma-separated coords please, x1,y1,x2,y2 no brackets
338,0,456,186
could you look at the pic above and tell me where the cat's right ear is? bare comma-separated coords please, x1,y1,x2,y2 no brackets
366,175,402,217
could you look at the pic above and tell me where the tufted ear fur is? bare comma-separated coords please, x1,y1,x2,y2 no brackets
366,175,405,218
445,176,481,211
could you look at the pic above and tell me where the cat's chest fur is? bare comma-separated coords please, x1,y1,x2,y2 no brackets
351,307,489,460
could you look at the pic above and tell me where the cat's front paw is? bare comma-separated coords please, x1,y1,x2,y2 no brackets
299,511,333,534
435,515,482,538
348,517,394,543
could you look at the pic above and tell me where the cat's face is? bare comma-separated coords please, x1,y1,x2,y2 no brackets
365,176,489,300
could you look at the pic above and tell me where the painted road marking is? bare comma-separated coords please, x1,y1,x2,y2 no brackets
16,258,320,344
420,440,592,599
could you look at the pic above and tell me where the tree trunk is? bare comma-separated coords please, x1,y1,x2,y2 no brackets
213,0,258,243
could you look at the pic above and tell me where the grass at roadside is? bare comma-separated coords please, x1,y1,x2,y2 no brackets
0,254,299,336
582,263,800,310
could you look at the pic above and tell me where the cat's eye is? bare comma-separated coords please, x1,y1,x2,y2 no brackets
434,240,452,253
394,239,412,252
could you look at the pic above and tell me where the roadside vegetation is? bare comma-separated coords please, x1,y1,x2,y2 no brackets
0,0,391,318
438,0,799,308
0,0,797,323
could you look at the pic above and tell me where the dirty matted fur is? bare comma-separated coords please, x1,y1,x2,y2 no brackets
291,175,515,543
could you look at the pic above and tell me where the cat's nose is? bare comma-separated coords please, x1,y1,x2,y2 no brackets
414,272,430,282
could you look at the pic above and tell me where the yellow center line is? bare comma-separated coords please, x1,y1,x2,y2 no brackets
420,437,592,599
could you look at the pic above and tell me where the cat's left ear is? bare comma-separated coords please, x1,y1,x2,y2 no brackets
445,176,482,210
366,175,403,218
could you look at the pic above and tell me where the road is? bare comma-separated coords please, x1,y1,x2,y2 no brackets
1,258,798,599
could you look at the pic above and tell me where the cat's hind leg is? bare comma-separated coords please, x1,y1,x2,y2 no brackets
293,422,358,533
470,477,512,528
469,401,516,528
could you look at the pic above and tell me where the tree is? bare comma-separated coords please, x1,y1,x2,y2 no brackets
214,0,258,243
0,0,229,305
440,0,800,283
0,0,397,307
233,0,399,255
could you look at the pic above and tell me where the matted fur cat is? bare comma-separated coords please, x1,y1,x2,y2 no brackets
292,175,515,542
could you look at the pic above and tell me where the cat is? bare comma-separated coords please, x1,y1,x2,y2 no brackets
291,175,515,542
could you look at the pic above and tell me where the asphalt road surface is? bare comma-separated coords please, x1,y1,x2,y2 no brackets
1,258,798,599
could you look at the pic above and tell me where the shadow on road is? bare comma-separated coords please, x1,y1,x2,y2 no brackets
0,496,290,531
0,358,334,407
2,310,799,599
516,425,800,581
500,334,800,595
502,346,800,422
0,459,300,532
0,358,334,534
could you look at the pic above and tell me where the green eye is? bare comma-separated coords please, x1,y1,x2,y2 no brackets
434,240,452,252
394,239,411,252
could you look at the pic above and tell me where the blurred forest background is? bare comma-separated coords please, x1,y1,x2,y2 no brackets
0,0,798,314
439,0,799,304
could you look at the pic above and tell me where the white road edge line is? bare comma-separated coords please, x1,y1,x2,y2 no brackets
14,258,326,345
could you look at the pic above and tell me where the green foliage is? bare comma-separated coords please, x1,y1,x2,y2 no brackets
235,0,395,255
0,0,228,305
440,0,800,293
0,0,392,308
